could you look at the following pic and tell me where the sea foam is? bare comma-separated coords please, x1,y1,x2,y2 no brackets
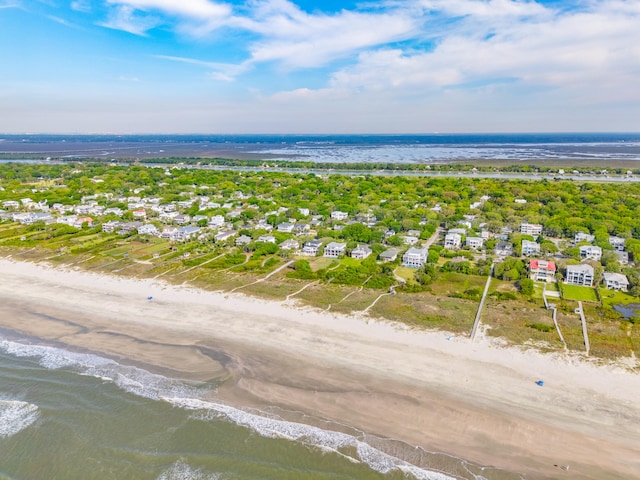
157,461,220,480
0,399,39,439
0,338,454,480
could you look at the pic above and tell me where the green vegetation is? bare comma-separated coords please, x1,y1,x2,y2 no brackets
2,161,640,360
562,284,599,302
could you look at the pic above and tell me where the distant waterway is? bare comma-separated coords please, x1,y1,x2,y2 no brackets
1,133,640,162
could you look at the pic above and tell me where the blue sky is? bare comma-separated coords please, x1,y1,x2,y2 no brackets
1,0,639,133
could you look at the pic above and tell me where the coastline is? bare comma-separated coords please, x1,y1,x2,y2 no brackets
1,257,639,479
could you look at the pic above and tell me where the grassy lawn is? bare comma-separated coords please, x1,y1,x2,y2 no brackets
562,284,598,302
429,272,487,297
599,288,640,307
395,266,418,284
306,256,337,272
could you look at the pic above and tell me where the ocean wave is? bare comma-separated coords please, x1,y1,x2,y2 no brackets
157,461,221,480
164,397,454,480
0,339,207,401
0,399,39,439
0,338,453,479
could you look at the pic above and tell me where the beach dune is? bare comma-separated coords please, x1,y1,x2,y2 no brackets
0,258,639,479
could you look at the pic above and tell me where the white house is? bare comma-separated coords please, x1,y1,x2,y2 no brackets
214,230,236,242
298,208,310,217
602,272,629,291
466,236,484,250
575,232,595,244
280,239,300,251
579,245,602,261
444,233,462,250
521,223,542,236
522,240,540,256
277,222,295,233
208,215,225,228
402,235,420,245
174,226,201,242
565,264,594,287
608,236,626,251
330,211,348,221
137,224,159,236
324,242,347,258
257,235,277,244
302,240,322,256
402,247,429,268
351,244,372,259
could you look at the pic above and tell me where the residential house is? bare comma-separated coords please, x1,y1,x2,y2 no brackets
579,245,602,261
279,239,300,251
330,211,348,221
257,235,277,244
324,242,347,258
402,235,419,245
402,247,429,268
235,235,252,246
103,207,123,217
602,272,629,291
132,209,147,220
521,223,542,236
522,240,540,257
102,220,121,233
609,236,626,251
277,222,295,233
529,259,556,282
575,232,595,244
466,236,484,250
380,248,399,262
615,251,629,265
208,215,225,228
444,233,462,250
495,241,513,257
351,244,372,259
298,208,310,217
117,222,142,235
214,230,236,242
565,264,594,287
174,226,201,242
174,214,191,225
293,223,310,235
138,224,159,236
302,240,322,256
160,227,178,239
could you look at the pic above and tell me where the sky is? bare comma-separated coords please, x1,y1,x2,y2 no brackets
1,0,639,134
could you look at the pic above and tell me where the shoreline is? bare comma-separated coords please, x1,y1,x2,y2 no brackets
1,258,639,479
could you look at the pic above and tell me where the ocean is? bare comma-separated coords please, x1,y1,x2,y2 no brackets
1,133,640,162
0,334,521,480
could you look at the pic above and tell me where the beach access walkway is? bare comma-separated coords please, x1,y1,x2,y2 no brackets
470,262,494,341
578,301,591,355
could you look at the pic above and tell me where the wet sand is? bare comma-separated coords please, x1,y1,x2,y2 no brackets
1,258,639,479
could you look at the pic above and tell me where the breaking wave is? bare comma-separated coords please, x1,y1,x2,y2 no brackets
0,338,453,479
0,399,39,439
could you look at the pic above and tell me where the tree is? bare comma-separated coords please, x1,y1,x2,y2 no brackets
518,278,535,296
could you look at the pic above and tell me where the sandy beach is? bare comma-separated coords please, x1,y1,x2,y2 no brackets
0,257,639,479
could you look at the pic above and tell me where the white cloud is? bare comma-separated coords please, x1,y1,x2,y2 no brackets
99,5,158,35
283,0,640,106
106,0,231,19
236,0,417,68
154,54,250,81
71,0,92,13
